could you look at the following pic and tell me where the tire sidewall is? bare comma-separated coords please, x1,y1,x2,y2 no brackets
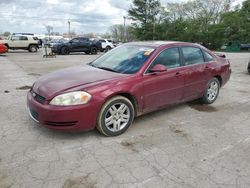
203,78,220,104
91,47,97,54
61,47,69,55
105,46,111,52
29,45,37,52
98,97,134,136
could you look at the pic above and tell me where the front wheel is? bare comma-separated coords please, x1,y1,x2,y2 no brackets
105,46,111,52
201,78,220,104
60,47,69,55
97,96,135,136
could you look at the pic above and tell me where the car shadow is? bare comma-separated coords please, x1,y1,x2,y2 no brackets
38,101,210,139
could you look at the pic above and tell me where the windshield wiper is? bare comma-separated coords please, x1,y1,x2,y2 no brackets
96,66,118,73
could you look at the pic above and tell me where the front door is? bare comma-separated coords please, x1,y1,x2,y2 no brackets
70,38,81,52
142,47,185,112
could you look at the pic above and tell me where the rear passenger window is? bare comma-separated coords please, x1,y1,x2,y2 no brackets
203,51,214,61
20,36,28,40
182,47,204,65
11,36,20,41
152,47,181,69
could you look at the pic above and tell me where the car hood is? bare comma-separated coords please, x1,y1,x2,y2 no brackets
33,65,127,100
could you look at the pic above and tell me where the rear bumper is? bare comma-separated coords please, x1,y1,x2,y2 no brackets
221,66,231,86
27,91,101,132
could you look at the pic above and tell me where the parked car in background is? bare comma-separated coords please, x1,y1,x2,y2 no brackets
27,41,231,136
46,38,67,47
0,43,8,54
2,35,40,52
98,39,114,52
51,37,101,55
240,44,250,51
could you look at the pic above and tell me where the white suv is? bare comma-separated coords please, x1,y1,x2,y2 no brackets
3,35,40,52
99,39,114,52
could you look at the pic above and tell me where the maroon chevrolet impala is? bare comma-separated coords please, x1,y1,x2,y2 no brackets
27,41,231,136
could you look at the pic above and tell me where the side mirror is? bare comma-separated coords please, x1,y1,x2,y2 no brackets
150,64,167,73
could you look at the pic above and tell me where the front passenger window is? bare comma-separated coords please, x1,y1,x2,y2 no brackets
152,47,181,69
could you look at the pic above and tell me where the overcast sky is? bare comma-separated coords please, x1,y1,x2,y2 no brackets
0,0,246,35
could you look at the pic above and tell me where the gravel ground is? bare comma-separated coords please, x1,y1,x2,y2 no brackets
0,50,250,188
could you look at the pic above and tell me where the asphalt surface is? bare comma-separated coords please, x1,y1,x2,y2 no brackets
0,50,250,188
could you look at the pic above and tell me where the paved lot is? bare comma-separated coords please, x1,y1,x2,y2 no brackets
0,50,250,188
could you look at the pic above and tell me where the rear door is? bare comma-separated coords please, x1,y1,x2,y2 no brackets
79,38,90,51
180,46,210,101
142,47,185,112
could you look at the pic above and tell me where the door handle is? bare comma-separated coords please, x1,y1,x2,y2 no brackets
175,72,181,77
205,66,210,69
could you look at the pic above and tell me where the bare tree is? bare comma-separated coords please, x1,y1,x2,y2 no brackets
44,25,53,40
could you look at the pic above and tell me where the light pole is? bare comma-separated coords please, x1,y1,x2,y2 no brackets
123,16,126,42
68,20,71,39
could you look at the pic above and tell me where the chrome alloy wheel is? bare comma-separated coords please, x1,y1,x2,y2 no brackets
104,103,130,132
207,81,219,101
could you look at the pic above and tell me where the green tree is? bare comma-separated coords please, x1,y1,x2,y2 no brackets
128,0,161,40
3,31,11,37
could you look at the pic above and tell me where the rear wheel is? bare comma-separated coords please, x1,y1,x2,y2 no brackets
201,78,220,104
90,47,97,55
97,96,135,136
60,47,69,55
29,45,37,52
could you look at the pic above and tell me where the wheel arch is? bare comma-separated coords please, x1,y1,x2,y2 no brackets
28,43,39,47
104,92,139,116
214,75,222,87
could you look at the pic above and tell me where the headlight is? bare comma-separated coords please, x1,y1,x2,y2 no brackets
50,91,91,106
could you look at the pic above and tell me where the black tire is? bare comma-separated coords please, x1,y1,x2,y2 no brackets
97,96,135,137
28,45,37,52
105,46,111,52
60,47,70,55
90,47,97,55
201,78,220,104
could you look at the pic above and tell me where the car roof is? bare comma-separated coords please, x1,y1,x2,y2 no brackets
126,41,200,48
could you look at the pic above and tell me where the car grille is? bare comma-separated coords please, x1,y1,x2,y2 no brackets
31,90,46,104
45,121,78,127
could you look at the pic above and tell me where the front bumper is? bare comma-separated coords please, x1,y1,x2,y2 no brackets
27,91,100,132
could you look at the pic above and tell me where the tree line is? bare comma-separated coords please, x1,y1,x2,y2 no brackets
110,0,250,49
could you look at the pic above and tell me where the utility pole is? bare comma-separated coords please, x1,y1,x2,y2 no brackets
123,16,126,42
68,20,71,39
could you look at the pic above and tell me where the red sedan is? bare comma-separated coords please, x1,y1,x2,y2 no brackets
27,41,231,136
0,43,8,54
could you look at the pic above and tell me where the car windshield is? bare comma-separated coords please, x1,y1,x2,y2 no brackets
90,45,155,74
